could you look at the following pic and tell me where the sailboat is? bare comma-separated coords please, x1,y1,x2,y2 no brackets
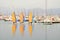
19,12,24,23
28,11,33,23
11,12,16,23
11,12,17,35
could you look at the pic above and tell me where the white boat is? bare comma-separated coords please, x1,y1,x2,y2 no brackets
3,16,12,21
24,16,29,22
54,16,60,22
0,15,3,20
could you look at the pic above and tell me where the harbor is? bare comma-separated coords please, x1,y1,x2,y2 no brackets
0,13,60,24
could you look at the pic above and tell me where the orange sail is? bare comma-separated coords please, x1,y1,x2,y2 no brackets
19,12,24,23
11,12,16,23
12,23,16,35
28,23,32,36
19,23,24,35
28,11,32,23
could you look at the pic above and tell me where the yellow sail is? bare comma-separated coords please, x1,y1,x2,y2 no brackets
19,23,24,35
11,12,16,23
19,12,24,23
12,23,16,35
28,23,32,36
28,11,32,23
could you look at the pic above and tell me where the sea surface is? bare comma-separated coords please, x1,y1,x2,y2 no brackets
0,20,60,40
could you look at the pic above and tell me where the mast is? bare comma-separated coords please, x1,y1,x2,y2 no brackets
45,0,47,16
45,0,47,40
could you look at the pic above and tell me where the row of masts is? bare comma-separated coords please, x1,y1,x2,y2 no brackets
0,12,60,23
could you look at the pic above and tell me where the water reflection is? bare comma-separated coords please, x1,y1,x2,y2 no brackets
19,23,24,36
12,23,17,35
11,22,34,36
28,23,32,36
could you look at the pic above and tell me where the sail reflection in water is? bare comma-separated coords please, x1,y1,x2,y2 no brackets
11,23,33,36
12,23,17,35
28,23,32,36
19,23,24,36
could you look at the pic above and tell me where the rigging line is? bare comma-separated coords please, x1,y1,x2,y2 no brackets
45,0,47,40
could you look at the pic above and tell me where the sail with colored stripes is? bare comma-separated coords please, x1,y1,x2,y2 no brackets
28,11,32,23
11,12,16,23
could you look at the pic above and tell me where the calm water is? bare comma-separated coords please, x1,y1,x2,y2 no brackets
0,20,60,40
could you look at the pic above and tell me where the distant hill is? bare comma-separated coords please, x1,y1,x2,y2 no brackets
0,8,60,16
47,8,60,15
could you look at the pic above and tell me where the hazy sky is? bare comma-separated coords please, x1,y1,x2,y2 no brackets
0,0,60,9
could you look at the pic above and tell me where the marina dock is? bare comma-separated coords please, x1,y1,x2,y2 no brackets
0,14,60,23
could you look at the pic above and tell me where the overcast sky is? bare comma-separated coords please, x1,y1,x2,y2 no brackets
0,0,60,9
